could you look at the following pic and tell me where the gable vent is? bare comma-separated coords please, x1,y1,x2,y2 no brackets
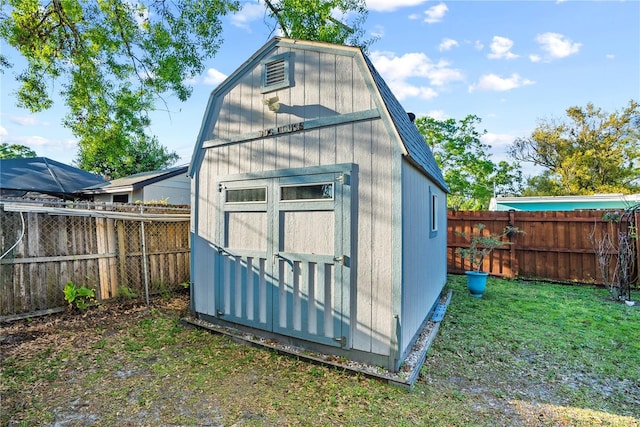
265,58,286,86
261,52,291,93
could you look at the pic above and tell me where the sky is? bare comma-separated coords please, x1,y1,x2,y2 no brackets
1,0,639,178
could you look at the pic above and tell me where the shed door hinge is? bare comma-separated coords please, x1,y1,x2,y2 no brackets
333,336,346,347
333,255,349,267
336,173,349,185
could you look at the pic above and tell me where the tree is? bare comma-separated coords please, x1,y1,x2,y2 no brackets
510,100,640,195
264,0,372,51
415,114,523,210
0,1,371,178
0,0,240,178
0,143,37,159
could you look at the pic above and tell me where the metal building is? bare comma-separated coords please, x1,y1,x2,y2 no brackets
188,38,449,371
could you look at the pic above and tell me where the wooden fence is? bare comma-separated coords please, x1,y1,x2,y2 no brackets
448,210,640,285
3,203,638,320
1,201,190,320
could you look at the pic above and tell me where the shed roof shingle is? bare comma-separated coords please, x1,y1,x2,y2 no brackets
363,54,449,192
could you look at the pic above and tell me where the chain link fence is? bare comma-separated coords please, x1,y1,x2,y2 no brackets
1,199,190,320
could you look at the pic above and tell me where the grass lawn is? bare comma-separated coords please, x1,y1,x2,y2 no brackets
1,275,639,426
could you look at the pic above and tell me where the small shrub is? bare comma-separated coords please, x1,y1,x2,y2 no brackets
116,285,138,300
455,223,523,272
63,281,97,310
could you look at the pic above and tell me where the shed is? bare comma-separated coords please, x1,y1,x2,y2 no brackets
0,157,106,199
78,165,190,205
188,38,449,371
489,194,640,211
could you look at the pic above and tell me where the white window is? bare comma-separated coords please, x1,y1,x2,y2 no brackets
430,189,438,237
225,187,267,203
280,183,333,201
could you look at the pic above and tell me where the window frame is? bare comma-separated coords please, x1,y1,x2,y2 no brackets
260,52,292,93
429,187,438,238
225,186,268,204
279,182,335,202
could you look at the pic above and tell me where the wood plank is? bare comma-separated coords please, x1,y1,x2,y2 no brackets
447,210,630,285
106,218,118,298
370,119,393,356
352,119,374,353
95,218,110,300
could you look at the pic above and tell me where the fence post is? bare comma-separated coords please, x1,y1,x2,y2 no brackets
140,205,150,306
96,217,110,300
508,209,518,278
636,210,640,288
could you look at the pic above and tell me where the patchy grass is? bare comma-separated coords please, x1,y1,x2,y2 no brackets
1,277,639,426
421,275,640,426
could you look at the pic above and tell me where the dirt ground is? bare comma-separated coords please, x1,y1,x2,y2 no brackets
2,293,639,427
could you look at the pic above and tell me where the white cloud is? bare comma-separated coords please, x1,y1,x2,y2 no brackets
469,73,535,92
203,68,228,86
474,40,484,51
10,115,38,126
367,0,429,12
392,81,438,100
371,24,385,39
487,36,518,60
18,135,50,147
230,1,265,31
529,54,541,63
370,50,464,98
482,132,514,149
605,54,615,60
426,110,448,120
428,60,464,86
423,2,448,24
535,32,581,59
439,38,459,51
0,125,7,138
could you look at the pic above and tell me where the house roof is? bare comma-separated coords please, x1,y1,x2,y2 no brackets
489,194,640,211
79,165,188,195
189,37,448,193
0,157,107,198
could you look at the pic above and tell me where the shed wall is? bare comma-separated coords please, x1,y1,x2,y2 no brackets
400,161,447,356
192,45,398,357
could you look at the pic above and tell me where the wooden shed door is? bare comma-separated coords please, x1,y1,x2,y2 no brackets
216,168,351,348
216,178,272,332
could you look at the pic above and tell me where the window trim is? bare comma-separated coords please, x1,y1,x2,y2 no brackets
280,182,334,202
261,52,292,93
429,187,438,238
225,186,268,204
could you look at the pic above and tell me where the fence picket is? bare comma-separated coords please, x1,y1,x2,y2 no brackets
1,202,190,319
448,210,639,287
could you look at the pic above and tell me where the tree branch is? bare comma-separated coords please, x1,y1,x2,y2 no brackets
263,0,289,38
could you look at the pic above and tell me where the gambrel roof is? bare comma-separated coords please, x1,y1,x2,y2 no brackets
189,37,448,193
362,53,448,192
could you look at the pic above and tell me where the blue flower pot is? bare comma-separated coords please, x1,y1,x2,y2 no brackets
465,271,488,298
